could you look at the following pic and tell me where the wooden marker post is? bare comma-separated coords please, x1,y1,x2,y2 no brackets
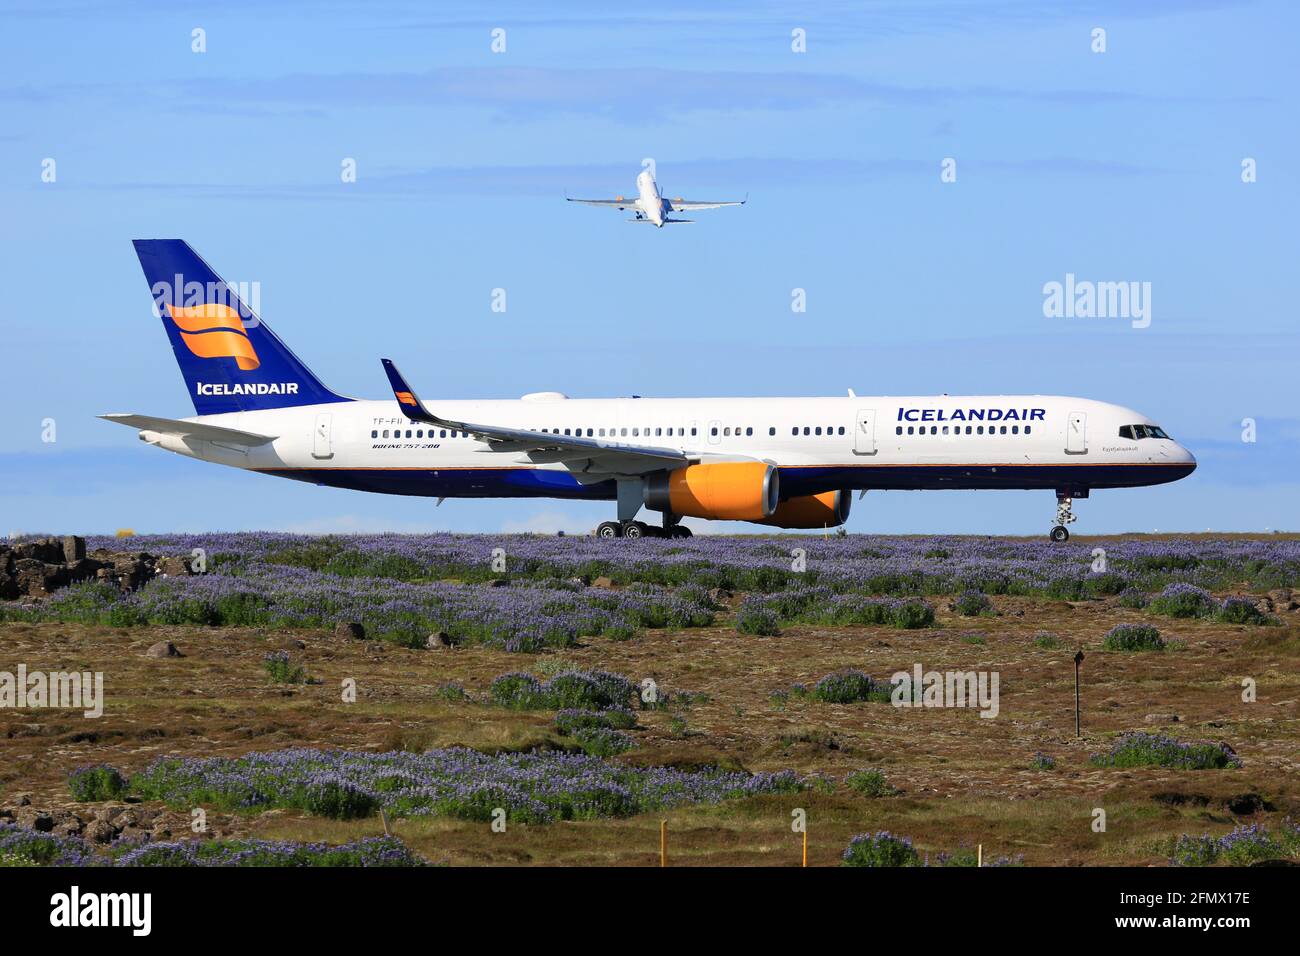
660,820,667,867
1074,650,1085,737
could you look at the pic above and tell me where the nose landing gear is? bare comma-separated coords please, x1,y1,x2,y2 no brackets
1050,495,1078,542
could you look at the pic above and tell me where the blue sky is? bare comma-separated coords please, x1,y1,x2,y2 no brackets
1,0,1296,536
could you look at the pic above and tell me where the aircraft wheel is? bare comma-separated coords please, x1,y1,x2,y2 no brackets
596,521,622,539
622,521,646,539
670,525,693,539
1049,525,1070,543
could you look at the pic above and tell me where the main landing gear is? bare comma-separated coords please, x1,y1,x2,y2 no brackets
598,480,692,538
595,517,692,539
1050,494,1079,542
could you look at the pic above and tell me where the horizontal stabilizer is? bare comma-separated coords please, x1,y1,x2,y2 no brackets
99,413,277,446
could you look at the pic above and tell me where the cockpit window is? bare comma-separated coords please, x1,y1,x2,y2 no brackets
1119,424,1170,440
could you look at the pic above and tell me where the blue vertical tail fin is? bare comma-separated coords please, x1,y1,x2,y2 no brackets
132,239,351,415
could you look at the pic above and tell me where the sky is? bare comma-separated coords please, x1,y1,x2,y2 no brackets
1,0,1296,537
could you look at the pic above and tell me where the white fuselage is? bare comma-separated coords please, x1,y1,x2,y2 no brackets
142,393,1196,512
634,170,666,225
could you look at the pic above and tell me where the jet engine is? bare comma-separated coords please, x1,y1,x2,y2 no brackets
644,462,779,521
752,490,851,529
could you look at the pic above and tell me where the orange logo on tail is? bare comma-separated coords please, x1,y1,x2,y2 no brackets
166,303,260,371
395,391,417,407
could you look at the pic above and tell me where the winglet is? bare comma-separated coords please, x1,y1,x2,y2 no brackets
380,358,438,425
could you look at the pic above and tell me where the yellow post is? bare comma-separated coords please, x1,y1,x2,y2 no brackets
802,828,807,867
978,843,982,867
660,820,667,867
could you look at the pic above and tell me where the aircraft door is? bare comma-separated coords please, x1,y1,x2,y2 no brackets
312,413,334,460
853,409,877,455
1066,411,1087,454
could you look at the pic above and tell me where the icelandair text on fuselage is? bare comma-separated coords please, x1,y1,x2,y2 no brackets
898,407,1046,423
196,382,299,396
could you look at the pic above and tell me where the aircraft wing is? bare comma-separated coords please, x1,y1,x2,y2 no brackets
665,197,746,211
99,413,277,446
566,196,639,209
380,359,690,476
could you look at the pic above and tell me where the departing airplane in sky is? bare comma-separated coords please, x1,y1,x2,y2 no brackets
105,241,1196,540
566,166,746,226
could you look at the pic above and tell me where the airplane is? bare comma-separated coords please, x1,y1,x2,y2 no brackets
566,166,745,227
104,240,1196,541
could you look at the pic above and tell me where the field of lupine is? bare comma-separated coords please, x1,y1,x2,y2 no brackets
1,532,1298,867
4,533,1297,648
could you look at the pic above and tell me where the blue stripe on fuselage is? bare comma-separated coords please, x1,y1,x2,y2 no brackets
253,462,1195,500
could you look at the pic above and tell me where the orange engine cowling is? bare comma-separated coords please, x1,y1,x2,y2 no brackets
752,490,852,529
644,462,779,521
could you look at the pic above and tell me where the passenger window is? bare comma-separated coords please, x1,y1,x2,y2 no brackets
768,427,775,436
930,426,938,435
1012,425,1019,435
999,426,1007,434
371,430,378,438
746,427,753,436
711,426,718,436
382,430,389,438
791,427,798,436
815,427,822,436
977,426,984,435
803,427,810,436
1025,426,1032,435
942,426,949,435
907,426,914,435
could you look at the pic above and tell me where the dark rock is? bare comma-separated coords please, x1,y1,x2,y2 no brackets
1224,792,1271,815
156,555,191,577
111,557,149,590
94,805,126,823
335,621,365,640
1151,791,1210,807
61,535,86,563
145,641,182,659
86,820,118,844
13,559,68,597
64,558,103,583
14,808,54,832
427,631,459,649
488,577,510,587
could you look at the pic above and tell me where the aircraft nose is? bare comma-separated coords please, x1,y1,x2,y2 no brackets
1179,445,1197,470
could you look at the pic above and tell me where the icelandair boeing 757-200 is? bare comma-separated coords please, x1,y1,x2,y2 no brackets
104,241,1196,540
